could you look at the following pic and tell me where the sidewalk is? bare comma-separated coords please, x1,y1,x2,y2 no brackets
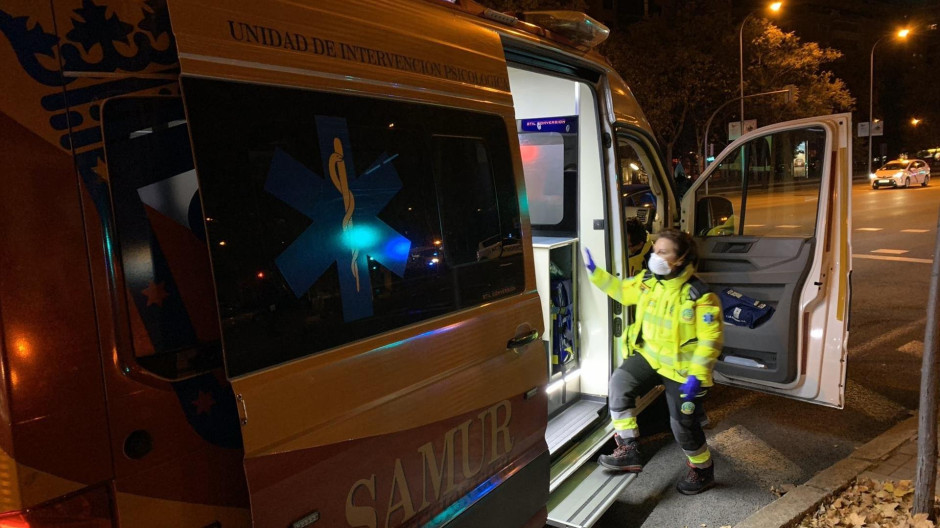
734,416,939,528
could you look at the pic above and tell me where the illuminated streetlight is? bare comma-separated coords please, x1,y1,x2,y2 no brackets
739,2,784,139
911,118,922,126
868,28,911,177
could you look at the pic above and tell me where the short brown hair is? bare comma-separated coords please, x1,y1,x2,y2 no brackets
656,228,698,267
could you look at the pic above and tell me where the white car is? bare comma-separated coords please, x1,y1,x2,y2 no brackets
871,159,931,189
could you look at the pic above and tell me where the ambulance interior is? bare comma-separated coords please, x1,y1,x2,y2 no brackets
509,66,627,458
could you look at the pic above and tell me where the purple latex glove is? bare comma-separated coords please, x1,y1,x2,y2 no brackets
584,248,596,273
679,376,701,401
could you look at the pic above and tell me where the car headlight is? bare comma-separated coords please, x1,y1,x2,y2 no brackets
895,171,904,178
870,173,877,179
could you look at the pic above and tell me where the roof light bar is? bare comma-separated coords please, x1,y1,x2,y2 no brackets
520,11,610,48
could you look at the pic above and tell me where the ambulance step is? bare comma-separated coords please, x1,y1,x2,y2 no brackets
546,399,605,455
546,463,636,528
549,385,662,493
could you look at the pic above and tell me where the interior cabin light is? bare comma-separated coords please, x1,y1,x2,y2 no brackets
546,369,582,394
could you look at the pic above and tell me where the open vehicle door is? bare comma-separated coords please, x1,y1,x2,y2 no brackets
680,114,852,408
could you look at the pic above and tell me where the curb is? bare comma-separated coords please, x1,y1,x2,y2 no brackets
733,416,919,528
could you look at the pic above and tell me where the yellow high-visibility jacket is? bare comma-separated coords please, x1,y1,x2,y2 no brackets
589,263,724,385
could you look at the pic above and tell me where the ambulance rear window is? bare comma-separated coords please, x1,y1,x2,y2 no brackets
102,96,223,379
182,78,524,377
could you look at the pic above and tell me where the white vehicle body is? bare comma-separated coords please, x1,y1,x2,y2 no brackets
871,158,931,188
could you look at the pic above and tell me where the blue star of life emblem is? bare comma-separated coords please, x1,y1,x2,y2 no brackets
264,116,411,322
703,313,715,324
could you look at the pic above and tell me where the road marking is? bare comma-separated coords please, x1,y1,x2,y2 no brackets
857,227,883,231
844,379,908,422
853,254,931,264
901,229,930,233
745,224,765,228
775,225,801,228
898,340,923,357
851,318,926,358
871,249,909,254
709,425,803,488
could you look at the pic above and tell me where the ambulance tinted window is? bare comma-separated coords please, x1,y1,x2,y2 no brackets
182,78,523,377
102,96,222,379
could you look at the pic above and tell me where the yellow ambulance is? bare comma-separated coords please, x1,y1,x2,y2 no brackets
0,0,851,526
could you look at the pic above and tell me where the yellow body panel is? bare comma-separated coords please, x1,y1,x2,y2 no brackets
168,0,514,112
0,446,84,513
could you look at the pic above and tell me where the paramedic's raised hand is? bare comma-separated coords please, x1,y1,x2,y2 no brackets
583,248,596,273
679,376,701,401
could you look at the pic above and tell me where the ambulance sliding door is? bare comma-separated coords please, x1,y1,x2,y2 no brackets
507,64,610,438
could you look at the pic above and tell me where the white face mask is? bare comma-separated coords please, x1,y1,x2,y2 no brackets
648,253,673,276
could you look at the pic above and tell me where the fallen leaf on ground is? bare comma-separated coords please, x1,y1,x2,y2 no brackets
796,478,939,528
847,511,866,527
879,501,899,518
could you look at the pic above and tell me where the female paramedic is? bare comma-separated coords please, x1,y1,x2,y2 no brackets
583,228,723,495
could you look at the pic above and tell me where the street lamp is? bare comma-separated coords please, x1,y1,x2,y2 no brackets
911,118,922,126
868,28,911,178
739,2,783,138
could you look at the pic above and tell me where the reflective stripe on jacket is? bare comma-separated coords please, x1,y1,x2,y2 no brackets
589,263,723,385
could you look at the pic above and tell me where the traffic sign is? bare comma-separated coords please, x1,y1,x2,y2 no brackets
858,121,883,137
728,119,757,140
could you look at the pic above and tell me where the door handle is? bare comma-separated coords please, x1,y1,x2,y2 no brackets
507,330,539,349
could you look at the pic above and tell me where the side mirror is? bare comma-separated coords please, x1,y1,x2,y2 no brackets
695,196,735,236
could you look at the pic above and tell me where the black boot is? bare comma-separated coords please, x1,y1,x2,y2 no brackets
676,461,715,495
598,434,643,472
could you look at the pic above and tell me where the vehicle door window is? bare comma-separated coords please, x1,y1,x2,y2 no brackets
695,127,827,237
102,96,222,379
614,130,667,233
182,78,523,377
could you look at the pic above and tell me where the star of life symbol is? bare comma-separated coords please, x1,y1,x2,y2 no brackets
264,116,411,322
